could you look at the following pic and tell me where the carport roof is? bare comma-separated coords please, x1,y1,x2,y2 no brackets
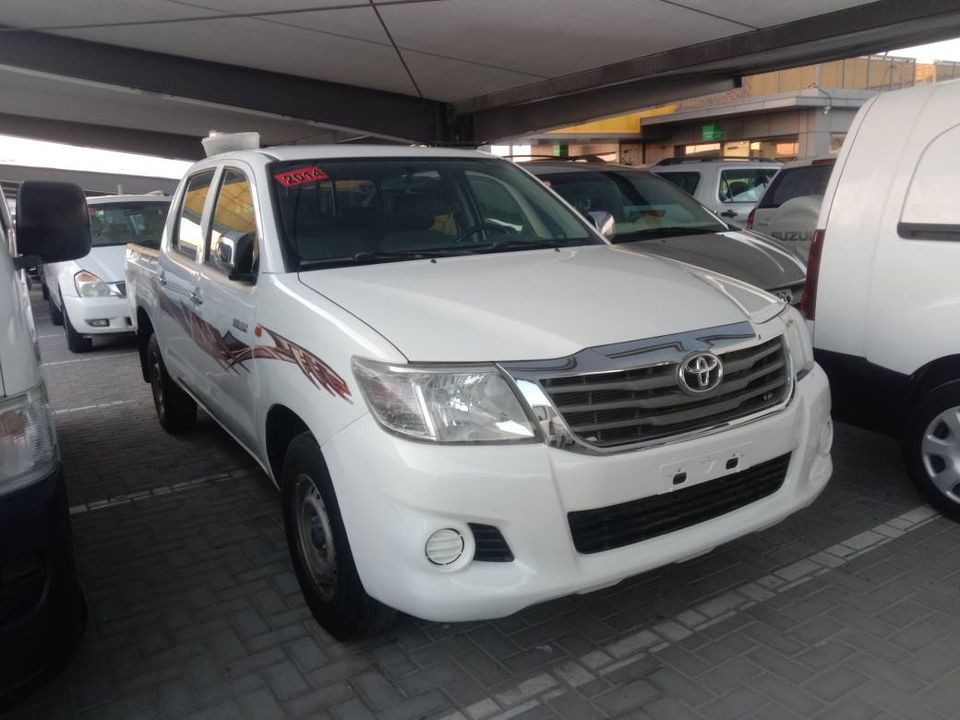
2,0,960,157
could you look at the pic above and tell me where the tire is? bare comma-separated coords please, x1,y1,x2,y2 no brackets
48,293,63,326
146,333,197,434
282,433,397,640
903,382,960,519
63,305,92,353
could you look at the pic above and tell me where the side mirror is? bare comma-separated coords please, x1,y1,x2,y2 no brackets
587,211,616,241
227,233,257,282
216,236,236,269
16,182,91,267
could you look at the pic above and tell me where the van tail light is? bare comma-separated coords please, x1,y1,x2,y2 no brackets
800,229,825,321
746,208,756,229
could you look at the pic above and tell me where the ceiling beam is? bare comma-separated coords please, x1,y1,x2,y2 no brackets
0,27,444,143
455,0,960,116
0,113,206,159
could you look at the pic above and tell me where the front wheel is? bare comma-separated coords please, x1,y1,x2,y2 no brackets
282,433,396,640
147,333,197,434
904,383,960,519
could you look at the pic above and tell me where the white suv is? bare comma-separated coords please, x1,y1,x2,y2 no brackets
128,143,832,638
651,157,781,227
749,156,836,255
44,195,170,353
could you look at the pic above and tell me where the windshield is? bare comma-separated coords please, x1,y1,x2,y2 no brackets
269,157,598,269
539,169,727,242
718,168,778,204
758,163,833,209
89,201,170,248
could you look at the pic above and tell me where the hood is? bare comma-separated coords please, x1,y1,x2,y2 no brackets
79,245,127,283
613,230,806,290
298,245,780,362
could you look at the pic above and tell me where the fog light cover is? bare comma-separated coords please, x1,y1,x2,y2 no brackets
425,529,464,566
88,319,109,328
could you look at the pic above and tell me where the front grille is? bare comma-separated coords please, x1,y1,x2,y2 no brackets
541,336,788,448
0,555,46,625
469,524,514,562
568,453,791,554
115,281,127,297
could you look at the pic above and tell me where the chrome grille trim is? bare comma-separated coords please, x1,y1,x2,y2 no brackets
501,321,793,454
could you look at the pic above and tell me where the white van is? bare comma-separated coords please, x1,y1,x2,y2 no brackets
807,79,960,517
0,182,90,701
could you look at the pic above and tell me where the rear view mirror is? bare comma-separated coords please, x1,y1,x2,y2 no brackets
16,182,91,264
587,211,616,241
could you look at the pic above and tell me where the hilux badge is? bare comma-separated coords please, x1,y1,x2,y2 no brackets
677,352,723,395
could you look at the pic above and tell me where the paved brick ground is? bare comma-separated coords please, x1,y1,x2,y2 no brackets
4,288,960,720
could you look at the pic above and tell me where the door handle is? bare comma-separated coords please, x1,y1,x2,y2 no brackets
158,270,167,287
720,210,738,218
189,290,203,306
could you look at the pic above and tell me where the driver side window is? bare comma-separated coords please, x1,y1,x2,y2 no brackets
207,168,259,279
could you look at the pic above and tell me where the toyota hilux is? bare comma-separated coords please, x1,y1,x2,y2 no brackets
127,142,833,639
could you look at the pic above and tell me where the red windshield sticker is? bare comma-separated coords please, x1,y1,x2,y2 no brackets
274,166,329,187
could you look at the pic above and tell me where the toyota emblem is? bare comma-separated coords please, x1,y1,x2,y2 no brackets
677,352,723,395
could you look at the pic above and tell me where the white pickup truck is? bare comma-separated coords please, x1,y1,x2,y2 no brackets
126,143,833,639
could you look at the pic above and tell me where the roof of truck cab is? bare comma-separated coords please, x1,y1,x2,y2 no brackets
254,145,495,163
86,194,172,204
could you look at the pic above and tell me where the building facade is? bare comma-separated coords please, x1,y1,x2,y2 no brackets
515,55,960,164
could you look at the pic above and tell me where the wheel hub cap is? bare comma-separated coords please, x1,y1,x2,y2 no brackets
295,475,337,601
921,405,960,503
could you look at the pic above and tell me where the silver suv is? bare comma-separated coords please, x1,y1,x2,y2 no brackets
650,157,781,227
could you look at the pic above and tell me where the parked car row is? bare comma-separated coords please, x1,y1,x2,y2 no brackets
4,78,956,698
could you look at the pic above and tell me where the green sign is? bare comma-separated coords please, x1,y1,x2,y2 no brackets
702,124,724,141
554,143,569,158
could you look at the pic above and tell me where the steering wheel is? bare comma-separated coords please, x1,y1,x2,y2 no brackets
454,221,517,244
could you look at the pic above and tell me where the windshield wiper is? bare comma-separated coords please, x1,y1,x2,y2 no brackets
467,238,563,254
612,226,723,243
299,249,468,269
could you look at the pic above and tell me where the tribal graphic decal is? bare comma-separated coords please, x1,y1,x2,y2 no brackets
157,291,351,402
232,328,351,402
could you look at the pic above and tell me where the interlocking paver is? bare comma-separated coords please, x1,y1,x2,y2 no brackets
3,290,960,720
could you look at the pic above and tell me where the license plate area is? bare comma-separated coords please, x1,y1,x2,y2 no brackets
659,442,752,494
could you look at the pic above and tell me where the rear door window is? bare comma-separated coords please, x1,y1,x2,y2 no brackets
174,170,215,259
758,164,833,209
718,168,777,203
656,171,700,195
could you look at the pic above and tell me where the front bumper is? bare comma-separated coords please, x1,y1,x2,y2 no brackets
0,466,86,704
62,293,133,335
323,365,833,622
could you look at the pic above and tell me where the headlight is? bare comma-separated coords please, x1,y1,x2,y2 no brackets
75,270,121,298
352,358,537,443
0,383,59,497
781,306,814,379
